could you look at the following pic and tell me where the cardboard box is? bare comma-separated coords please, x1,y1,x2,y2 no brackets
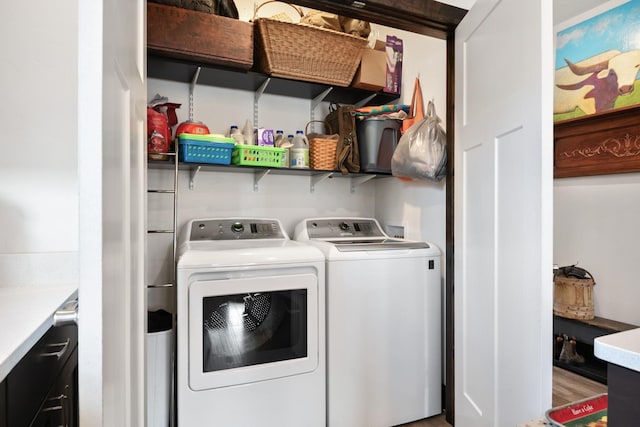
254,128,275,146
147,3,253,70
352,48,386,92
384,35,403,94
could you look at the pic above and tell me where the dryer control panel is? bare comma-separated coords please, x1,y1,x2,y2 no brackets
189,219,285,240
304,218,386,239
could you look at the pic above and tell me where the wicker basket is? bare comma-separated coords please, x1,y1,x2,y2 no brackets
253,2,368,86
306,121,338,171
553,275,595,320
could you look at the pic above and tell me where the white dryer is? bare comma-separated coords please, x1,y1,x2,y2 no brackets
294,217,442,427
176,218,325,427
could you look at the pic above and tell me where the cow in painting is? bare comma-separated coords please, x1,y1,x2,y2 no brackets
567,49,640,96
554,49,640,116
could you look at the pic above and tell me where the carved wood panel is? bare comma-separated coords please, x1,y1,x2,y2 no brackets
554,105,640,178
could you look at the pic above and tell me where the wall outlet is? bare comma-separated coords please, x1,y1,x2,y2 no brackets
385,225,405,239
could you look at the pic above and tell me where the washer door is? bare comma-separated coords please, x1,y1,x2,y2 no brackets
188,273,318,391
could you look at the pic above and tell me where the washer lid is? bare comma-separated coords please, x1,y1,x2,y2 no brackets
327,239,430,251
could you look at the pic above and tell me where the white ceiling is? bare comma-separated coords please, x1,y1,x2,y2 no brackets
439,0,477,9
553,0,610,24
440,0,611,25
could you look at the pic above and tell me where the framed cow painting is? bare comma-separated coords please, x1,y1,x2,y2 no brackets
554,0,640,122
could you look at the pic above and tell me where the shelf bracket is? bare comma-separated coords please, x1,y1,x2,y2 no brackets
310,172,333,193
189,67,202,121
350,174,376,193
189,166,201,190
354,93,377,108
254,78,271,129
310,87,333,122
254,169,270,191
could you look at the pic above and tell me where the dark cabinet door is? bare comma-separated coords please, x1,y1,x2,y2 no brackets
30,348,78,427
6,324,78,427
0,379,6,427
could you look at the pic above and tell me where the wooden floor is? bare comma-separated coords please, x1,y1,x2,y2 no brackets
551,366,607,407
397,367,608,426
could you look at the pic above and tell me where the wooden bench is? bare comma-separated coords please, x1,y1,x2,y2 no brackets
553,315,638,384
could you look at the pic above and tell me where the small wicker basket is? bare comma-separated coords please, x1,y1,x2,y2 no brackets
252,1,368,86
306,121,338,171
553,274,595,320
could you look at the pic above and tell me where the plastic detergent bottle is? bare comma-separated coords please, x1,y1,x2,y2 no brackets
229,125,244,145
287,135,295,167
289,130,309,169
275,130,291,168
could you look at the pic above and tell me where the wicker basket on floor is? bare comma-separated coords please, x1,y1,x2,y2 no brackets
252,1,368,86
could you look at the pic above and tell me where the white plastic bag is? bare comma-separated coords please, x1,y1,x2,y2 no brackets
391,100,447,182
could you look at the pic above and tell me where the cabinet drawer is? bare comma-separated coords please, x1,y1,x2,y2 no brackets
6,324,78,427
30,348,78,427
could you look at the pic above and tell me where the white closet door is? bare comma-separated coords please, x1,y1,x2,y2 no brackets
454,0,554,425
77,0,147,424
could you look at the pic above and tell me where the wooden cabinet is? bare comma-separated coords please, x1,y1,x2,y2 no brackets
607,363,640,426
5,324,78,427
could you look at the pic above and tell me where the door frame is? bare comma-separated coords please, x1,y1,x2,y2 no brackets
444,32,456,425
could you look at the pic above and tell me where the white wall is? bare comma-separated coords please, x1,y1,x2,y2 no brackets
373,28,447,254
554,173,640,325
146,4,448,309
0,1,79,286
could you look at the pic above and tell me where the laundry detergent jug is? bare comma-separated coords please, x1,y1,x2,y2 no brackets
289,130,309,169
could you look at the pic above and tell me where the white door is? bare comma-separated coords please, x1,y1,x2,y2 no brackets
77,0,146,425
454,0,554,425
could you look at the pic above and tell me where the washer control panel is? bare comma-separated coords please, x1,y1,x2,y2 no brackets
305,218,385,239
189,219,285,240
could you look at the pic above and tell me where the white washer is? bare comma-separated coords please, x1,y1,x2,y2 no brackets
177,218,325,427
295,217,442,427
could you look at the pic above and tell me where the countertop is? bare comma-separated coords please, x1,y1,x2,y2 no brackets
594,327,640,372
0,284,77,382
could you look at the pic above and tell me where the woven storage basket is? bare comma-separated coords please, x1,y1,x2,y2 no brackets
306,120,338,171
253,2,368,86
553,275,595,320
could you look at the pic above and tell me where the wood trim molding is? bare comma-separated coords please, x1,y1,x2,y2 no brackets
554,105,640,178
290,0,467,39
445,31,455,425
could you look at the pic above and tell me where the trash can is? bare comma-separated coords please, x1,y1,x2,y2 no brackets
147,309,173,427
356,117,401,174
